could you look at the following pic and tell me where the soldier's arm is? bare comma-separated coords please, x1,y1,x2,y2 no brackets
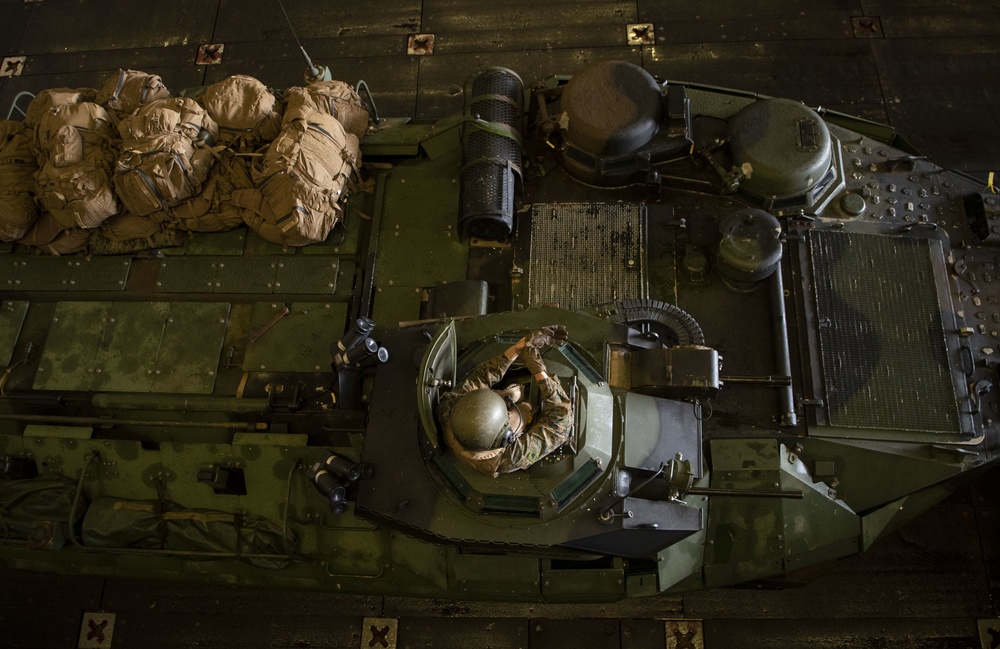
496,375,573,473
437,338,527,437
451,338,525,394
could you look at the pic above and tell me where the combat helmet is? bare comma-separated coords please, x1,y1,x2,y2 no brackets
451,388,513,451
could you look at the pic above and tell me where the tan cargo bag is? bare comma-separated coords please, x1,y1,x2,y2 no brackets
117,97,218,143
201,75,282,148
147,170,244,233
284,80,369,139
0,120,40,241
233,106,360,246
23,88,97,129
114,97,219,217
96,69,171,118
33,102,119,229
18,211,90,255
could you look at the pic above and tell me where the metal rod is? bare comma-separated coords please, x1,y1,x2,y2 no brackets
771,267,797,426
248,305,290,344
688,487,804,499
721,375,792,386
276,0,320,77
92,393,269,414
0,413,266,430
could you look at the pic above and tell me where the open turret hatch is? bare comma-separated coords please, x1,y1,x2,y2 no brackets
416,321,612,518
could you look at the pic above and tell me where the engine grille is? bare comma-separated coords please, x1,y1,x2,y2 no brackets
527,202,647,311
809,230,959,434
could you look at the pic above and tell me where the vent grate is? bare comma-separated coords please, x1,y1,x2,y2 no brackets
810,230,959,433
527,203,646,311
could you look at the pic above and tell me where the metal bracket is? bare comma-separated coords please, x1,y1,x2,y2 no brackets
360,617,398,649
627,23,655,45
196,43,224,65
78,612,115,649
407,34,434,56
0,56,26,77
979,619,1000,649
851,16,884,38
666,619,703,649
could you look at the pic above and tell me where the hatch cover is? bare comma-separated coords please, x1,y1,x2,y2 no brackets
809,230,961,435
0,300,28,366
242,302,348,372
0,256,130,291
527,202,647,311
34,301,229,394
157,256,339,294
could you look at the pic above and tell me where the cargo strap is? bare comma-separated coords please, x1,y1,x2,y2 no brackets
461,114,523,145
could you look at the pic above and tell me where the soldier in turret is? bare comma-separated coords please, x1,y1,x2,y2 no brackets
437,326,574,477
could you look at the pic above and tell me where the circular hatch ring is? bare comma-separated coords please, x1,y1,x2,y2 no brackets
604,299,705,347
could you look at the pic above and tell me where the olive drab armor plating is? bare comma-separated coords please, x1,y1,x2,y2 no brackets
0,60,997,605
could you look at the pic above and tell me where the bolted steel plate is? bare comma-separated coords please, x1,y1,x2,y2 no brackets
360,617,398,649
34,301,229,394
77,612,115,649
0,300,28,366
242,302,348,372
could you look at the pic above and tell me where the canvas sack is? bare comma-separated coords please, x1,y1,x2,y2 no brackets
201,75,282,148
233,106,360,246
283,80,369,138
0,120,39,241
114,97,219,216
33,102,119,229
96,69,171,118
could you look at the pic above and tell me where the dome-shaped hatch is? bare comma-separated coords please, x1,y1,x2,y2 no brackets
561,60,663,158
727,98,834,204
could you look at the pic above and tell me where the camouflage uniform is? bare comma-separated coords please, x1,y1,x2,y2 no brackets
437,352,573,477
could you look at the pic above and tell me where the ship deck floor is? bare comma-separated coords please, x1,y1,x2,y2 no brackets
1,1,999,647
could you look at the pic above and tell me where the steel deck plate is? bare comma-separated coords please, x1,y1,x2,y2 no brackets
0,300,28,366
157,256,339,295
527,203,647,311
375,163,467,288
810,230,959,434
19,0,213,54
34,301,228,394
0,257,130,292
242,302,348,372
149,302,230,393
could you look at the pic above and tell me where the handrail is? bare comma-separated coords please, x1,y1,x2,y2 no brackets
5,91,35,121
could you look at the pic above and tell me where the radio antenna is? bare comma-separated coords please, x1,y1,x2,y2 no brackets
277,0,327,81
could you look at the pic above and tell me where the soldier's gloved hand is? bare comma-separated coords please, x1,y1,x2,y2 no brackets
521,346,547,377
526,325,569,349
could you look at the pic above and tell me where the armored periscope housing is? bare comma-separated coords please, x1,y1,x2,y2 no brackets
0,60,996,601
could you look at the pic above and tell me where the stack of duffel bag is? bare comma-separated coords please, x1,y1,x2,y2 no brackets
232,80,365,246
114,97,219,226
0,120,39,242
0,70,368,254
22,87,118,253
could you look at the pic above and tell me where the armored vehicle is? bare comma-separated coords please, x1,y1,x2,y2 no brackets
0,60,996,601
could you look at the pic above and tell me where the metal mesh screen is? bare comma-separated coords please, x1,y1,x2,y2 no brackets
809,230,959,433
463,130,521,173
470,68,523,98
527,203,646,311
459,68,524,239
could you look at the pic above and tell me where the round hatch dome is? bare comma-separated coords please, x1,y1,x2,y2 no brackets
561,60,663,158
727,98,834,202
716,208,783,283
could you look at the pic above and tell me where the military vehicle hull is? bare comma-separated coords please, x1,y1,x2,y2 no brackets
0,62,997,602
